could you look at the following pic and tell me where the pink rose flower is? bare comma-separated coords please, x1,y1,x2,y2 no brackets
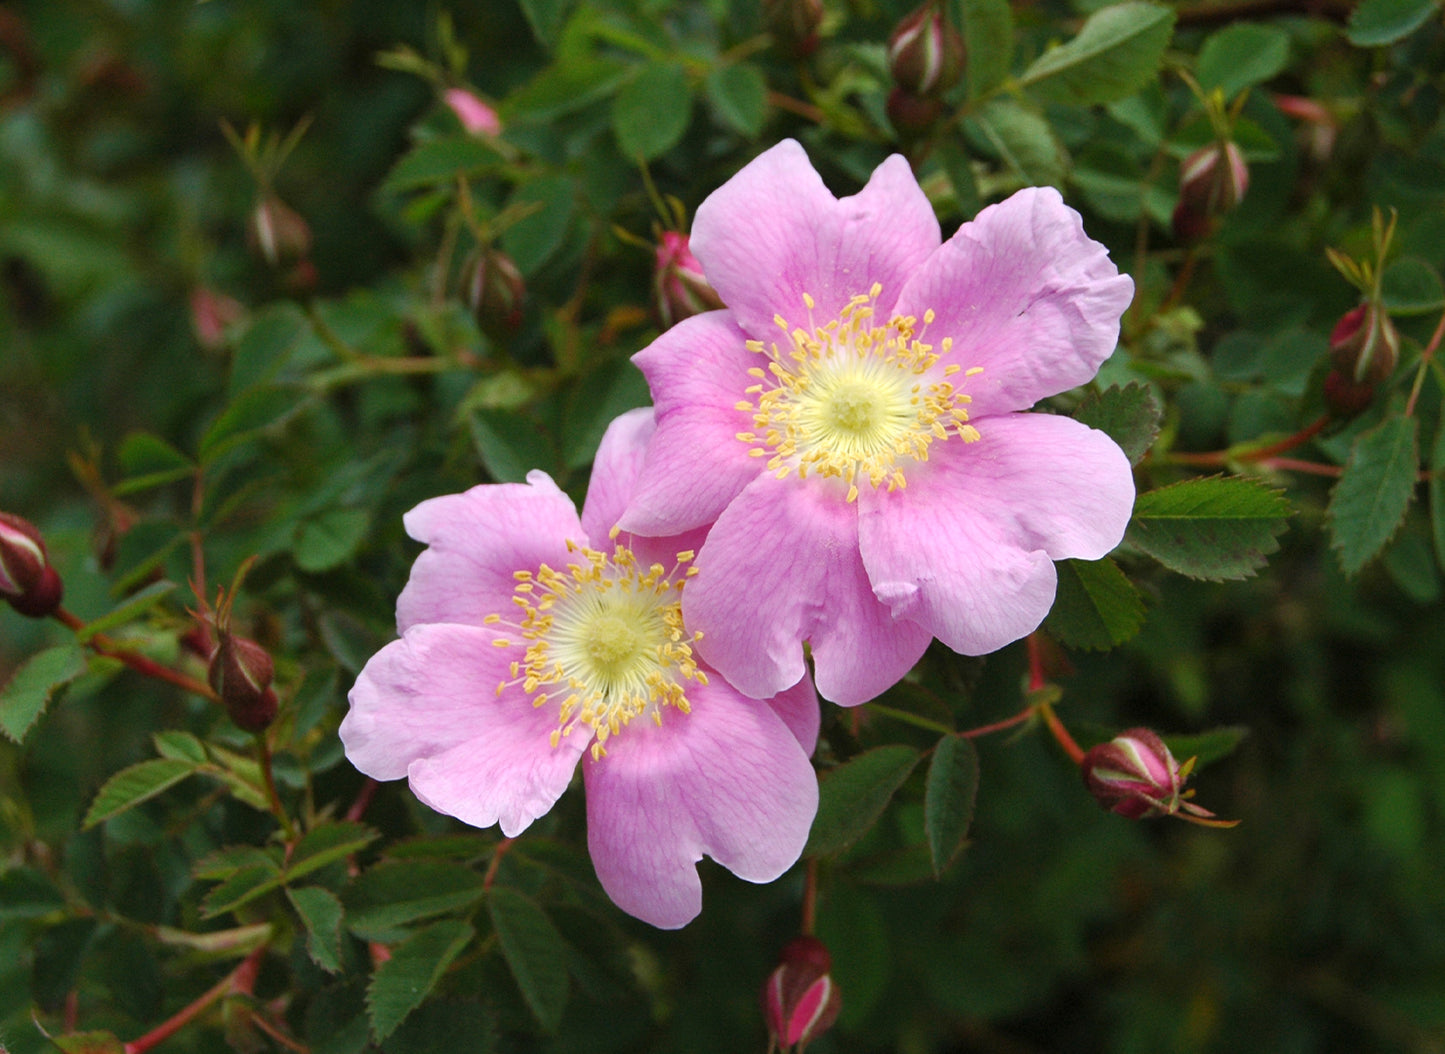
619,140,1136,705
341,408,819,929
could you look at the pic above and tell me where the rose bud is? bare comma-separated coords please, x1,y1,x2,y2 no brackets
886,87,944,139
248,195,312,268
1171,140,1249,243
0,512,63,618
208,631,278,732
653,231,723,330
1081,728,1237,827
443,87,502,137
764,0,825,58
1323,368,1377,419
887,1,965,98
762,936,841,1053
190,286,245,352
462,247,526,336
1329,302,1399,385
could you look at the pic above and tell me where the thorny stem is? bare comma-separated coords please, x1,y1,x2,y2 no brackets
1404,307,1445,419
483,837,515,890
55,607,220,702
123,945,265,1054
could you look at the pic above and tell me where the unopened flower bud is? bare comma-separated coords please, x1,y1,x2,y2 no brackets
653,232,723,329
887,1,965,98
886,87,943,139
208,631,277,732
1082,728,1236,827
248,196,312,268
1172,141,1249,243
762,936,841,1053
462,247,525,335
764,0,824,58
190,286,245,352
443,87,502,137
1329,302,1399,385
0,512,63,618
1323,368,1376,419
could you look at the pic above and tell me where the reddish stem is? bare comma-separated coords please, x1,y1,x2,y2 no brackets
55,606,219,701
800,857,819,936
1039,704,1086,766
1404,307,1445,419
256,735,297,841
957,706,1035,740
344,778,379,824
1026,633,1048,693
482,837,515,890
1168,414,1329,468
123,946,264,1054
767,90,825,124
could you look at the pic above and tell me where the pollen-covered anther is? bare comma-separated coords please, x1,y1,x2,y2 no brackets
486,543,703,759
735,287,981,500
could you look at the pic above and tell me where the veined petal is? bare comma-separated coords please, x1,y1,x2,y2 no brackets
584,406,710,568
583,680,818,929
767,673,822,755
623,312,763,536
397,471,583,633
896,186,1134,417
691,140,940,338
342,624,588,836
684,474,930,706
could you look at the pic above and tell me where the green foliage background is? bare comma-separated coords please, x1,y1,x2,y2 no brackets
2,0,1445,1051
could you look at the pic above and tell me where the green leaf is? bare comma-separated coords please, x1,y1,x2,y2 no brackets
228,302,312,397
967,100,1064,186
1128,476,1291,581
961,0,1014,97
293,508,371,573
935,136,981,218
499,175,576,275
115,433,194,494
288,886,346,973
0,643,87,743
201,862,285,918
1195,24,1289,101
82,758,198,829
805,745,921,857
0,867,66,919
1381,256,1445,315
1018,2,1175,105
560,358,651,469
612,61,692,161
287,822,380,882
50,1032,125,1054
367,918,475,1042
468,408,558,483
1072,383,1161,464
487,888,570,1033
199,384,308,465
345,861,486,941
1164,725,1249,768
1045,557,1147,649
705,63,767,137
74,580,177,643
382,136,502,194
516,0,578,49
1431,423,1445,573
193,845,280,880
153,730,208,764
1328,415,1420,575
923,734,980,877
1347,0,1441,45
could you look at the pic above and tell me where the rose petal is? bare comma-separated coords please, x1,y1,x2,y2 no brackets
691,140,940,339
342,623,588,836
766,672,822,755
896,186,1134,417
683,473,930,705
583,680,818,929
397,471,584,633
623,312,764,537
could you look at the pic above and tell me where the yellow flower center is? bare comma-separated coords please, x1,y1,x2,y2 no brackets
734,286,982,501
484,539,705,759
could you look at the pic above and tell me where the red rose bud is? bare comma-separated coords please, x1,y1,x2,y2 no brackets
887,1,965,98
462,247,525,335
764,0,824,58
190,286,245,352
1329,302,1399,385
443,87,502,137
762,936,841,1053
0,512,63,618
1082,728,1236,827
653,231,723,329
208,631,277,732
1323,368,1376,419
886,87,944,138
248,195,312,268
1171,141,1249,242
